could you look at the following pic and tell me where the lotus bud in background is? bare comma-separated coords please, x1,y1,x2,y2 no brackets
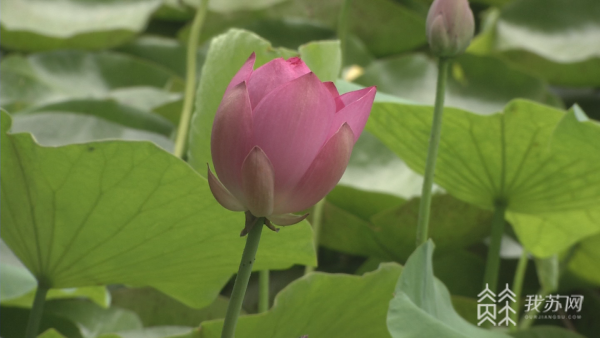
208,53,376,235
426,0,475,57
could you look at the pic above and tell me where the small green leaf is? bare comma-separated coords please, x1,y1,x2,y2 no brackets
0,0,162,51
298,40,341,82
200,263,403,338
387,241,510,338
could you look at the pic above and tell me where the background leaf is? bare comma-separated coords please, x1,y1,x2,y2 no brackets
0,0,162,51
469,0,600,86
110,287,229,327
367,100,600,256
199,263,402,338
10,113,175,151
355,53,560,114
387,241,509,338
320,189,492,262
0,51,183,113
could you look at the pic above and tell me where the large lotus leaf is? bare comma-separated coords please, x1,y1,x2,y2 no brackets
387,241,510,338
507,107,600,256
36,327,200,338
469,0,600,86
98,327,198,338
186,0,424,57
367,100,600,257
552,105,600,159
20,99,174,136
0,111,316,308
10,113,175,152
319,187,492,262
0,51,183,113
177,10,336,50
269,0,426,57
110,287,229,327
499,52,600,87
117,36,207,79
0,0,162,52
355,53,561,115
507,209,600,259
0,240,109,309
199,263,402,338
494,0,600,63
106,88,183,126
188,29,340,175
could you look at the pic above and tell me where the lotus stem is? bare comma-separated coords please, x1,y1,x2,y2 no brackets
483,202,507,293
258,270,269,312
25,285,49,338
305,198,326,274
174,0,209,158
221,219,265,338
415,57,450,246
510,249,529,330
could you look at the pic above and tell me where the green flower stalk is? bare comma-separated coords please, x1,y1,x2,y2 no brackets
416,0,474,246
25,285,49,338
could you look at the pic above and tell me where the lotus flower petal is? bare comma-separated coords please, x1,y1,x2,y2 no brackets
241,146,276,217
211,81,254,201
269,213,309,226
224,52,255,96
275,123,354,214
247,57,311,108
328,86,376,142
207,166,246,212
252,72,336,195
323,81,344,111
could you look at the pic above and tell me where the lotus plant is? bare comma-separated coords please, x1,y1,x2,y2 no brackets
209,53,375,338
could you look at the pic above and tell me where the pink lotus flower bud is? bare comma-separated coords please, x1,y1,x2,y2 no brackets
426,0,475,57
208,53,376,230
